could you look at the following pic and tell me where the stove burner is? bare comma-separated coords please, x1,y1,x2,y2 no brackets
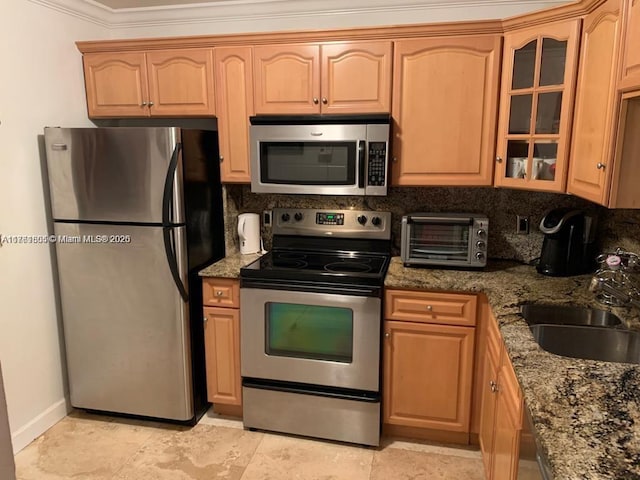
275,259,309,269
276,252,308,260
324,262,373,273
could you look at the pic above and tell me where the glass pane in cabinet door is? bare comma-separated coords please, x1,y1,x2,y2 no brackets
512,40,537,89
535,91,563,134
539,38,567,86
505,141,529,179
532,142,558,181
509,94,533,134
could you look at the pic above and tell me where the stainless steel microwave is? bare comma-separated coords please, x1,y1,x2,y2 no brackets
249,115,390,196
401,213,489,268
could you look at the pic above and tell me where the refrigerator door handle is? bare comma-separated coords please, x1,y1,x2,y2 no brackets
163,226,189,302
161,142,188,302
162,142,183,227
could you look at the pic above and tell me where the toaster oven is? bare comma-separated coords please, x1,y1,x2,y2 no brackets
401,213,489,268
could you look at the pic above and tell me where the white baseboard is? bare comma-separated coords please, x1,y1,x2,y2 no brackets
11,399,70,453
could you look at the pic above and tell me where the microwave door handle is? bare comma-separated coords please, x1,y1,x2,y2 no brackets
409,216,474,225
358,140,366,188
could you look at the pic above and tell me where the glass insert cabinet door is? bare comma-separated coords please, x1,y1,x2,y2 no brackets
495,20,580,192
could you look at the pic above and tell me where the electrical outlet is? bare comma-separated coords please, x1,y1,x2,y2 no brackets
263,210,272,228
516,215,530,235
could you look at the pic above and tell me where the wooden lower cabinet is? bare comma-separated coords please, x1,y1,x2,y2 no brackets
479,340,501,478
479,312,524,480
202,278,242,411
383,290,477,440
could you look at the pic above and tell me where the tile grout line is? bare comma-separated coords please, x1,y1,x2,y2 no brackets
108,425,168,479
238,429,266,480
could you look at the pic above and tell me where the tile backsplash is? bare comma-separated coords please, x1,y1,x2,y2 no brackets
223,184,640,263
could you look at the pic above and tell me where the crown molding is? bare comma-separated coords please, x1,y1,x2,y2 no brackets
30,0,574,31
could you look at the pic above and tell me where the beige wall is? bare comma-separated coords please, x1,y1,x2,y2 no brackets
0,0,108,452
0,365,15,480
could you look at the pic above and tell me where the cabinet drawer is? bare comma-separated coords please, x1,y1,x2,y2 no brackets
385,290,477,327
202,278,240,308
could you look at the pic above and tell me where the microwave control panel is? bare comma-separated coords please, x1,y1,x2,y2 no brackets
367,142,387,187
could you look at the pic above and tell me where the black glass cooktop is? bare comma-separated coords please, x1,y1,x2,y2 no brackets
240,249,390,286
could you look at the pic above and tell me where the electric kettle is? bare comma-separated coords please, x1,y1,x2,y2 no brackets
237,213,261,254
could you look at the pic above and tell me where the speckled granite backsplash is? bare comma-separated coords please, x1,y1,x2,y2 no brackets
222,184,640,262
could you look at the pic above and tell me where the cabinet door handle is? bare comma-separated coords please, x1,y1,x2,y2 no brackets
489,380,498,393
219,155,224,163
141,101,147,107
313,97,319,104
322,97,328,104
392,157,398,163
203,316,208,324
597,162,606,170
148,101,154,107
385,332,390,339
496,156,503,163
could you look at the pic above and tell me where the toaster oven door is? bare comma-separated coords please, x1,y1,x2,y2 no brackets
402,216,474,265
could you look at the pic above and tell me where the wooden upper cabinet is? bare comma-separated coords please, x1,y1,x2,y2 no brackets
495,20,580,193
320,42,392,113
146,49,215,116
83,52,149,118
253,41,392,114
83,49,215,118
620,0,640,90
391,36,501,186
567,0,623,205
214,47,253,183
253,44,320,114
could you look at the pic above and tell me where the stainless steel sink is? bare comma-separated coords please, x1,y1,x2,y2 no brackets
520,303,622,327
529,324,640,365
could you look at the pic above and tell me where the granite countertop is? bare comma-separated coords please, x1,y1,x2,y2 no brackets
200,253,640,478
386,257,640,480
198,252,262,278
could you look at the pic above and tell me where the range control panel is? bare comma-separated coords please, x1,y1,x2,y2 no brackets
273,208,392,240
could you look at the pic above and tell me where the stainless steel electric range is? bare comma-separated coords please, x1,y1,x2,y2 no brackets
239,208,392,446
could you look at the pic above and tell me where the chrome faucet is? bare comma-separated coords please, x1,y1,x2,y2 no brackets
589,249,640,310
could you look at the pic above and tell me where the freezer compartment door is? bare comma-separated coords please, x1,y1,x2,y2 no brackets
44,127,183,224
53,223,193,421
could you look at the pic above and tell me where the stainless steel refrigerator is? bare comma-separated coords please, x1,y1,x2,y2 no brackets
43,127,224,423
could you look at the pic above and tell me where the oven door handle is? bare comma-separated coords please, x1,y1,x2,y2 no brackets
240,278,381,297
408,215,473,225
358,140,366,188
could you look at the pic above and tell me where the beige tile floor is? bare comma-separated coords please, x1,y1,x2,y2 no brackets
14,409,486,480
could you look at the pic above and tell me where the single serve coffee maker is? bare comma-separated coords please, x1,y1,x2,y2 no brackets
537,208,596,277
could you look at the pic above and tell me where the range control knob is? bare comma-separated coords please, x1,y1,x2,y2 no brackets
477,229,487,238
476,252,485,261
281,213,290,222
357,215,368,225
476,240,486,249
294,212,303,221
371,216,381,226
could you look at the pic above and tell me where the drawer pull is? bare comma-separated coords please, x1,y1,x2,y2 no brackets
426,305,433,311
490,380,498,393
216,290,224,297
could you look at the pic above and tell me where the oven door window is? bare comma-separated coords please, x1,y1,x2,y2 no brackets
410,222,471,262
265,302,353,363
259,142,356,185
